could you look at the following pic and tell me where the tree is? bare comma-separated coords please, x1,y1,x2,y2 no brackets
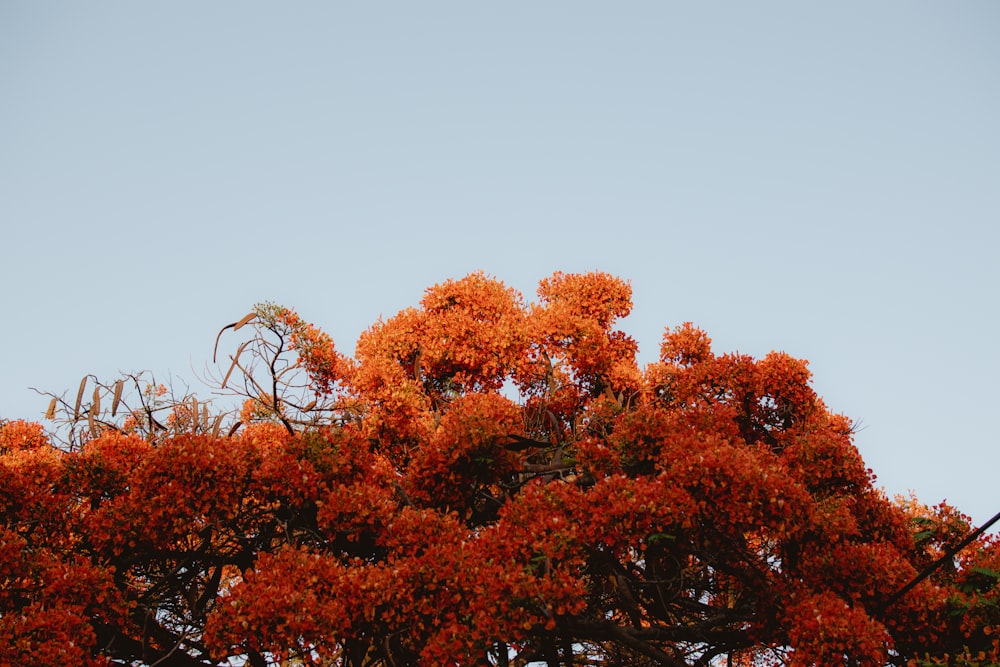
1,270,997,666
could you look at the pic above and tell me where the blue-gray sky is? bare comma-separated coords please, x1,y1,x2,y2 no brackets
2,2,998,526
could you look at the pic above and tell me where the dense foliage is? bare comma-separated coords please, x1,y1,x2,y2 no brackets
2,271,997,666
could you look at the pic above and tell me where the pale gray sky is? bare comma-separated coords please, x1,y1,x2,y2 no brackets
2,2,998,526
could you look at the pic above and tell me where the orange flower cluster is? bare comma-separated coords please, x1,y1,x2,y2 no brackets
279,307,352,395
0,419,49,453
1,271,996,666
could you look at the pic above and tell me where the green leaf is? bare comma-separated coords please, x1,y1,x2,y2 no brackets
970,566,1000,580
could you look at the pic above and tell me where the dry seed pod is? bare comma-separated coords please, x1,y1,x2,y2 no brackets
221,341,250,389
74,376,87,419
214,312,258,362
233,312,257,331
111,380,124,416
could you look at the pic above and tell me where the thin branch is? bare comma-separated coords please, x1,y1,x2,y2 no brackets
882,508,1000,610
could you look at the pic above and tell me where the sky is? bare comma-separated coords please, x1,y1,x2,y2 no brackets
2,2,998,528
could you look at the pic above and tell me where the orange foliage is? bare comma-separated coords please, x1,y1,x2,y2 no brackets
0,419,49,452
2,272,996,666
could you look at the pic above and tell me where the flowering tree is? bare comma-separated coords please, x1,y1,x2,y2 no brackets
2,271,997,666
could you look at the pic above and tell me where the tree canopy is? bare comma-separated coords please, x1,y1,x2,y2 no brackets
2,271,998,666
